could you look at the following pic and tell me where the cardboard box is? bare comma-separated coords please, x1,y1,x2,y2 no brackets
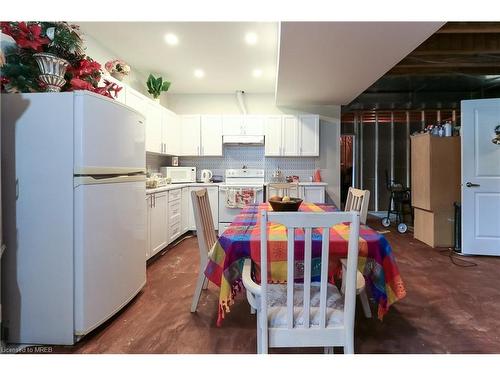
414,207,455,248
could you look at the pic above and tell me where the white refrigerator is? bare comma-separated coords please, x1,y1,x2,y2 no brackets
1,91,146,345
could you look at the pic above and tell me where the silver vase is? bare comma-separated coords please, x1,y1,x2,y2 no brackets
33,52,70,92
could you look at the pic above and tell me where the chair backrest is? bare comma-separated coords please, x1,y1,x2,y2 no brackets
268,183,299,199
259,210,360,343
345,187,370,225
191,188,217,264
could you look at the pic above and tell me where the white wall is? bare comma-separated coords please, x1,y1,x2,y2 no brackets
165,93,302,115
319,114,341,207
83,34,148,95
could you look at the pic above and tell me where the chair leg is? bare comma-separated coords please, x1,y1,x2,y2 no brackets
256,312,262,354
202,277,209,290
324,347,334,354
344,334,354,354
359,289,372,318
190,269,206,313
250,306,256,314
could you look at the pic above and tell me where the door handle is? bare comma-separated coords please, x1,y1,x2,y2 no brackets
465,182,480,187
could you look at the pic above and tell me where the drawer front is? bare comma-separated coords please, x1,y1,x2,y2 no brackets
169,200,181,220
169,220,181,242
168,188,182,202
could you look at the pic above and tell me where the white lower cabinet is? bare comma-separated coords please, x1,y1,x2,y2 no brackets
300,186,326,203
181,187,190,233
147,191,169,259
188,186,219,230
168,189,182,244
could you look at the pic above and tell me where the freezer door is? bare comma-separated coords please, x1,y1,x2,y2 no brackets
74,179,146,336
74,92,145,175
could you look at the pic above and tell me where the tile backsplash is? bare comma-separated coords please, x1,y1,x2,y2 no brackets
147,145,320,181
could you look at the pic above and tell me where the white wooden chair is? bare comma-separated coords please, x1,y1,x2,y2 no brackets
345,187,370,225
268,182,300,199
242,210,360,354
190,188,217,313
343,187,372,318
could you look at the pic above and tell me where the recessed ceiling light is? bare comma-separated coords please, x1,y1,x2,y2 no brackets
164,33,179,46
194,69,205,78
252,69,263,78
245,32,258,45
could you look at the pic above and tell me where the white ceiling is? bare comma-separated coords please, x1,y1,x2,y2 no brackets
79,22,278,94
276,22,445,106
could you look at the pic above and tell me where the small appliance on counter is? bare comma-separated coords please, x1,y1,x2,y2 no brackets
201,169,213,183
161,166,196,183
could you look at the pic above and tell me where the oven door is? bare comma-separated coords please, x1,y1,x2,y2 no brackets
218,185,264,224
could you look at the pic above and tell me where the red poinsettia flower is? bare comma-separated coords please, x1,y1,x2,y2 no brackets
70,77,94,91
15,22,50,52
0,22,14,37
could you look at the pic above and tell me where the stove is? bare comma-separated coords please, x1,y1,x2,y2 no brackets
218,169,265,233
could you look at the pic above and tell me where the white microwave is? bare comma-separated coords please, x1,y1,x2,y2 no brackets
161,167,196,183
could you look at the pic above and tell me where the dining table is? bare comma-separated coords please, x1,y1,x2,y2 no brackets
204,202,407,326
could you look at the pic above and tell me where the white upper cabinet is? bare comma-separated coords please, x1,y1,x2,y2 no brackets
222,115,244,135
200,115,223,156
243,115,265,135
180,115,201,156
162,109,180,156
143,100,163,154
282,115,299,156
264,115,283,156
298,115,320,156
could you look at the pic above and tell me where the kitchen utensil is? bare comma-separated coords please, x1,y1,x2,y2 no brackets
201,169,213,183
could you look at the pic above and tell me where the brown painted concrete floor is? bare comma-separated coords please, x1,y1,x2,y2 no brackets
51,216,500,354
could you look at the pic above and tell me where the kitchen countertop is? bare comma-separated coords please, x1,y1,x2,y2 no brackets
146,181,327,194
146,182,221,194
264,181,328,186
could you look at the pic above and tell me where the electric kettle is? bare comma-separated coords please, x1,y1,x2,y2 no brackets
201,169,213,183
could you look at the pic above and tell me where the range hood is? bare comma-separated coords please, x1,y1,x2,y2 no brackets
222,135,265,145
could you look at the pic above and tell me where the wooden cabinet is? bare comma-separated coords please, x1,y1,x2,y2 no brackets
200,115,223,156
264,114,319,157
411,133,461,211
147,191,168,258
410,133,461,247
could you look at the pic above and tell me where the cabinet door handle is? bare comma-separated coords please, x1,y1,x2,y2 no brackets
15,178,19,200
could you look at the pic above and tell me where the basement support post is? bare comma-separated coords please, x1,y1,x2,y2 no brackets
360,114,364,190
406,111,410,188
375,112,379,212
390,112,395,211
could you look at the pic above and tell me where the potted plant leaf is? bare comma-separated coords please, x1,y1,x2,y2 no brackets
146,74,171,102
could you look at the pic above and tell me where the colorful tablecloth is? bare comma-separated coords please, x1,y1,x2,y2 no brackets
205,202,406,326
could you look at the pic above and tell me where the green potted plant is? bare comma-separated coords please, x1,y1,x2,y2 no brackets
146,74,171,102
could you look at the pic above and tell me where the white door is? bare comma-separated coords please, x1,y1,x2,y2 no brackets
299,115,319,156
74,92,145,174
150,192,169,256
264,115,283,156
144,101,163,154
282,115,299,156
163,109,180,155
244,115,265,135
201,115,223,156
222,115,244,135
462,99,500,255
74,179,146,335
180,115,201,155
